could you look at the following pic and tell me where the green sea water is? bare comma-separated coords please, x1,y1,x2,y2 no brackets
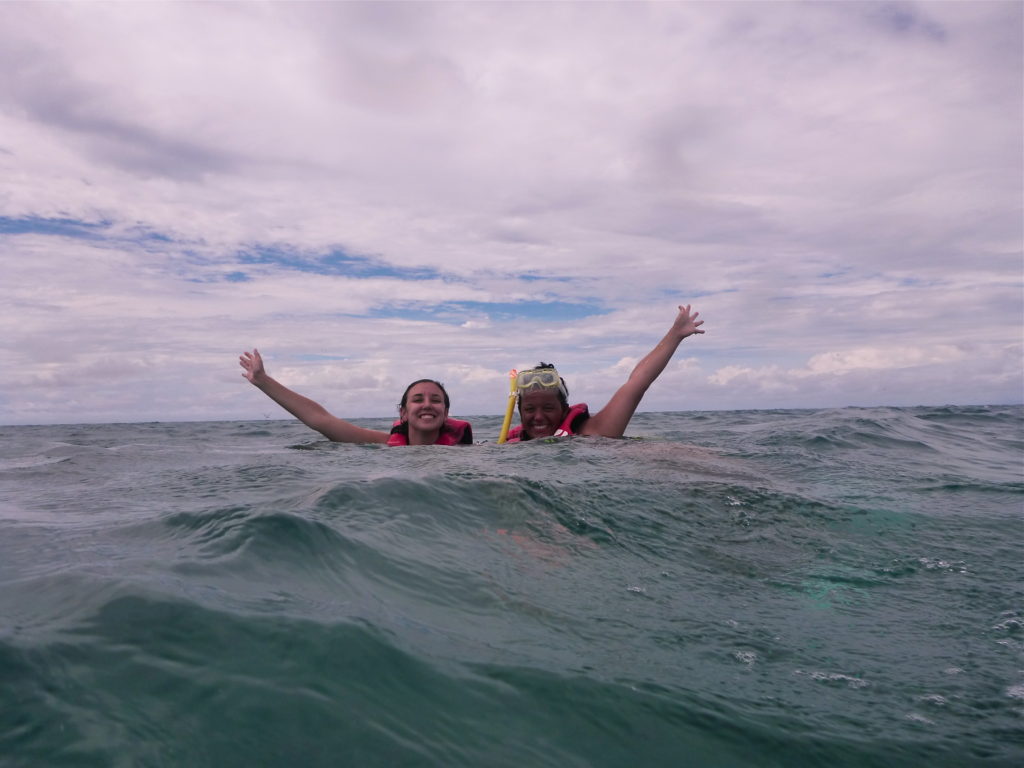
1,406,1022,766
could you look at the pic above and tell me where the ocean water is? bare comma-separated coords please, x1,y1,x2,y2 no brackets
1,406,1022,767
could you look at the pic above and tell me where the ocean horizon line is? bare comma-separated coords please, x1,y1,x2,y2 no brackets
2,401,1020,429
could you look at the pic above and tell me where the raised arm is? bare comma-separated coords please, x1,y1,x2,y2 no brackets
579,304,705,438
239,349,388,443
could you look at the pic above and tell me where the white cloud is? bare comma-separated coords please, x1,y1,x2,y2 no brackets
701,341,1020,410
802,346,966,375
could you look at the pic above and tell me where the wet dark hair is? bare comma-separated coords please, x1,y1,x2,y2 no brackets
523,362,569,408
398,379,450,411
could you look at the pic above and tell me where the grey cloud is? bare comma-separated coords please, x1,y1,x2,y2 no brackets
0,29,236,180
860,2,948,43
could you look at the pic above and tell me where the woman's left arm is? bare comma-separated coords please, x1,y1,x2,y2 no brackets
579,304,705,438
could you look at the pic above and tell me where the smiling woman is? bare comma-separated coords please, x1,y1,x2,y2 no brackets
504,304,705,442
238,350,472,446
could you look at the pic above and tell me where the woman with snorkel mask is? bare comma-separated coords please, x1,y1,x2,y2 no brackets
499,304,704,442
239,349,472,446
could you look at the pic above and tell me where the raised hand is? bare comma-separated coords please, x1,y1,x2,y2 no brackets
671,304,705,340
239,349,266,384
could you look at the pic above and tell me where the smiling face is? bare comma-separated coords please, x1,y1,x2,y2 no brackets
400,381,449,433
518,390,568,439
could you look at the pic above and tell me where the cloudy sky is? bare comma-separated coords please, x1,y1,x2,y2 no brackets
1,1,1020,426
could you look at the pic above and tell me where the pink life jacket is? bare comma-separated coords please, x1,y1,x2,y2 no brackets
505,403,590,442
386,417,473,446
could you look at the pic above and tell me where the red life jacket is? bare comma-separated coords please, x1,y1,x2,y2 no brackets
386,417,473,446
505,403,590,442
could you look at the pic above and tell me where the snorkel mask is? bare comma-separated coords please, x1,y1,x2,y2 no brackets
515,367,568,401
498,365,570,444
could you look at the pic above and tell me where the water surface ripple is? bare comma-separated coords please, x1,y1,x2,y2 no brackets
1,406,1022,766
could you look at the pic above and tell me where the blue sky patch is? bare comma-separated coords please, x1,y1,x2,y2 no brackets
367,300,608,325
518,273,575,283
126,227,174,243
238,245,444,280
0,215,109,239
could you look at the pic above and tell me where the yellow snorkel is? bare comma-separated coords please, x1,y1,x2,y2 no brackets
497,369,518,444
